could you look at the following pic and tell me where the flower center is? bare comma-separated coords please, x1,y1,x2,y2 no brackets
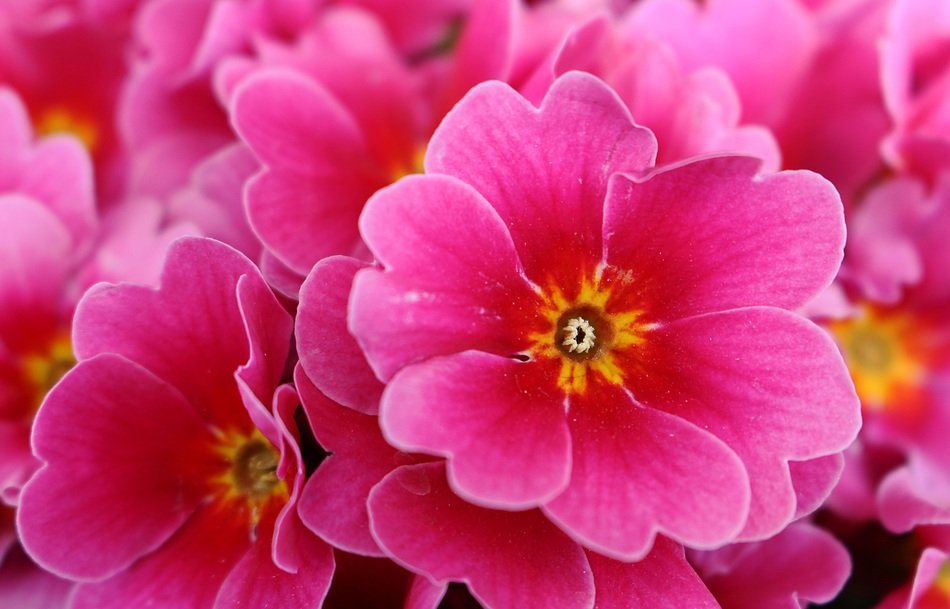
210,429,289,530
20,334,74,417
390,144,427,181
232,439,281,500
828,306,925,410
561,317,596,354
845,327,893,373
529,268,645,394
34,106,99,151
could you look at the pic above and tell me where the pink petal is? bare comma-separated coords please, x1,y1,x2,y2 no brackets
0,195,70,353
789,454,845,520
245,166,373,277
268,383,310,572
404,575,446,609
70,505,251,609
627,307,860,540
381,352,571,508
73,237,290,431
604,156,845,320
0,422,36,505
232,70,368,175
252,8,419,165
700,522,851,608
214,532,333,609
544,382,750,560
0,546,73,609
426,71,656,287
232,70,381,274
167,143,263,260
347,0,467,56
19,135,96,246
298,256,383,415
351,174,543,381
878,467,950,533
75,199,198,291
0,89,31,153
435,0,514,118
235,273,294,407
296,366,397,556
625,0,816,125
588,538,719,609
18,354,211,580
369,463,595,609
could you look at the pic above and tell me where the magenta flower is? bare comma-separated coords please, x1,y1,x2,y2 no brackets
525,13,780,168
691,522,851,609
0,2,132,201
624,0,817,126
17,237,334,609
825,176,950,523
0,88,95,502
369,461,721,609
349,71,860,559
226,3,515,289
0,544,72,609
880,0,950,179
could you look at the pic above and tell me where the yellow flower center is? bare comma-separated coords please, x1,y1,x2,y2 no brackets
210,428,288,531
390,145,427,181
828,306,924,411
21,334,75,415
530,267,645,394
936,560,950,598
34,106,99,152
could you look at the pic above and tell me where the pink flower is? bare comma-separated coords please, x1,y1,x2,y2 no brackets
227,3,515,291
773,0,892,207
623,0,817,127
349,72,860,559
17,237,334,609
691,522,851,609
0,88,96,503
880,0,950,179
825,175,950,519
0,88,193,504
369,461,721,609
295,255,721,609
524,13,780,168
0,2,133,202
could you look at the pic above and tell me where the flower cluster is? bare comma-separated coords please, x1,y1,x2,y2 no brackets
0,0,948,608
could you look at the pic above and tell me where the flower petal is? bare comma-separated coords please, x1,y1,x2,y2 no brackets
380,352,571,508
587,538,719,609
604,156,844,320
626,307,860,539
426,71,656,287
298,256,383,415
700,522,851,608
789,454,844,520
352,174,543,381
69,505,250,609
73,237,289,431
214,531,333,609
296,366,397,556
544,382,750,560
232,70,381,274
18,354,211,580
369,463,595,609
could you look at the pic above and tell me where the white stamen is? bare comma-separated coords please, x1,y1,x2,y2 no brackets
561,317,596,354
